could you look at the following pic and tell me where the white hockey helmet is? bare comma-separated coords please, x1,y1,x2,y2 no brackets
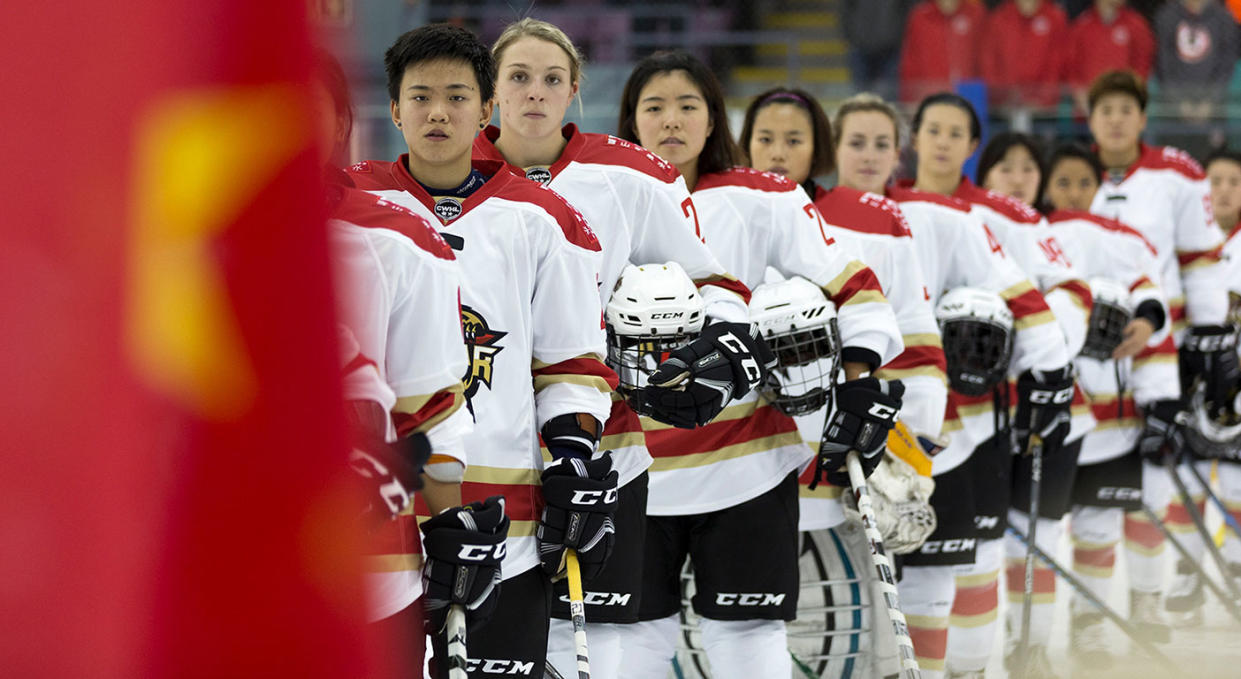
605,262,705,413
1080,277,1133,361
749,276,842,415
935,287,1014,396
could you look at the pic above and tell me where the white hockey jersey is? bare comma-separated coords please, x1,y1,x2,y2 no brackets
886,186,1073,475
951,178,1097,442
795,184,947,531
642,167,903,516
1047,209,1176,465
473,124,751,489
1090,143,1228,336
349,157,614,580
329,186,471,620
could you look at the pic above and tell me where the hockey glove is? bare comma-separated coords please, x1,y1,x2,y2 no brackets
1013,367,1075,458
643,321,777,428
1138,400,1186,464
812,378,905,488
1180,325,1241,413
538,455,618,581
421,496,509,631
345,400,431,524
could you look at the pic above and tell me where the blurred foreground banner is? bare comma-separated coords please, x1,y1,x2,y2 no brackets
0,4,389,677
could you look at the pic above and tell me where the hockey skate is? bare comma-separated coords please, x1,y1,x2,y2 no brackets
1164,560,1206,627
1129,590,1171,643
1068,612,1112,673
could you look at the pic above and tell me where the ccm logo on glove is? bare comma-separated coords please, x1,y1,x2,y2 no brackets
1029,386,1074,405
570,488,619,506
457,542,508,561
867,403,899,419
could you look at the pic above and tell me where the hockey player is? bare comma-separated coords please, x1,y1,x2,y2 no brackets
1165,147,1241,622
1084,69,1233,626
348,25,617,678
613,52,905,679
909,93,1087,677
315,52,484,676
470,19,755,679
830,92,1073,678
1041,143,1178,670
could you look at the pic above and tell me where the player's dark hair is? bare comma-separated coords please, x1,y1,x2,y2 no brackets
313,50,353,160
384,24,496,103
1087,70,1147,112
1040,143,1104,212
617,50,742,179
912,92,982,141
976,131,1045,190
739,87,835,177
1204,147,1241,173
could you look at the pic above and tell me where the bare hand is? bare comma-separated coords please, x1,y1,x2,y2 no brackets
1112,318,1155,359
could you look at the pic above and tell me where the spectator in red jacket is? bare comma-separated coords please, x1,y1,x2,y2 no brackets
980,0,1070,108
1065,0,1155,110
899,0,988,103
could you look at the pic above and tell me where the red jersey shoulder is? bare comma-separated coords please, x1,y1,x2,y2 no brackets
471,130,505,163
887,185,973,213
574,134,681,183
334,188,455,261
817,186,912,237
496,176,602,252
695,166,797,193
347,160,401,190
1137,144,1206,180
1050,209,1157,256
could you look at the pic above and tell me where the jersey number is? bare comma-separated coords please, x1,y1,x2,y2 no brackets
804,204,835,246
681,197,703,240
983,224,1005,257
1038,237,1071,267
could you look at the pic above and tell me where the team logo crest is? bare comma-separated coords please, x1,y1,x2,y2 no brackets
461,305,507,401
434,197,463,222
525,166,552,184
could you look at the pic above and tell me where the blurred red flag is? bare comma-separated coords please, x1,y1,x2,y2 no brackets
0,4,387,677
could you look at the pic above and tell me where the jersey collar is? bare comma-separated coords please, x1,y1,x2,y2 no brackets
391,155,512,224
475,123,586,183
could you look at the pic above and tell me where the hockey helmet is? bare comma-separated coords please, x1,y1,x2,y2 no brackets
935,287,1014,397
749,276,842,415
1183,380,1241,460
605,262,705,415
1079,277,1133,361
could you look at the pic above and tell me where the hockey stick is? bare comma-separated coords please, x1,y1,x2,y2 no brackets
543,662,566,679
1181,460,1241,540
1016,434,1043,677
565,549,592,679
1163,455,1241,600
846,450,921,679
1005,527,1176,670
446,604,469,679
1139,504,1241,624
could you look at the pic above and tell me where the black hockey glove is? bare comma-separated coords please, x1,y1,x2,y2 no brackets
538,455,618,582
421,496,509,632
1180,325,1241,411
643,321,777,428
812,378,905,488
1013,367,1075,458
345,400,431,524
1137,400,1186,464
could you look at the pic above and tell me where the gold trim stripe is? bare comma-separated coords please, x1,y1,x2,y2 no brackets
649,432,808,472
949,610,999,628
955,570,1000,588
364,553,423,573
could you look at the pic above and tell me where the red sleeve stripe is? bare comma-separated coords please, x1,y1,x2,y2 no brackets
1135,334,1178,360
393,390,463,438
341,352,378,377
695,274,752,305
1049,279,1094,314
825,260,885,307
644,403,798,458
363,513,422,556
414,481,542,523
884,345,948,372
1090,396,1138,422
1177,247,1222,268
1129,276,1156,292
532,356,620,390
1002,286,1053,320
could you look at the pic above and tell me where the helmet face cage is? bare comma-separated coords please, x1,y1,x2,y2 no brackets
760,317,842,415
1183,381,1241,460
606,329,697,417
1080,298,1132,360
940,317,1014,396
